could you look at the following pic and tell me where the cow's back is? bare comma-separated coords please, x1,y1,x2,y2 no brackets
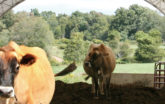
101,45,116,75
14,46,55,104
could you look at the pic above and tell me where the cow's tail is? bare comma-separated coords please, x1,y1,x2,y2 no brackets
85,75,90,80
55,62,77,77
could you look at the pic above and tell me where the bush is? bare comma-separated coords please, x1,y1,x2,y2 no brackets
64,32,86,63
59,44,67,49
135,30,165,62
9,15,54,55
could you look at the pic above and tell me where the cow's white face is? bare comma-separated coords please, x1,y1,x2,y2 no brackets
0,51,20,98
0,48,36,98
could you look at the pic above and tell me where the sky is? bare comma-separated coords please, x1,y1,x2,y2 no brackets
13,0,157,15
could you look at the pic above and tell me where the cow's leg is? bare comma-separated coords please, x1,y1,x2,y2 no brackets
103,76,106,96
91,78,95,94
99,75,104,95
103,76,110,98
108,75,112,98
93,77,99,99
106,77,110,97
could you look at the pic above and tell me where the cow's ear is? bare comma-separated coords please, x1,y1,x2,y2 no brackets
100,44,109,56
20,54,36,65
100,44,105,49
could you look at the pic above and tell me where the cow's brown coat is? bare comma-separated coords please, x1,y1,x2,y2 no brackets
83,43,116,98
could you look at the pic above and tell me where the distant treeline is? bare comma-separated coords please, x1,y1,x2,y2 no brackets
36,4,165,41
0,4,165,63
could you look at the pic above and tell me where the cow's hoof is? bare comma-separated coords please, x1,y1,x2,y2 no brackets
100,92,104,96
106,96,111,100
93,96,99,99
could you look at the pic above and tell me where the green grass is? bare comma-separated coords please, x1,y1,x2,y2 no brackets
114,63,154,74
52,64,91,83
53,63,155,83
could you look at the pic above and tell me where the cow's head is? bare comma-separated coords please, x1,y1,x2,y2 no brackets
0,41,36,98
85,44,109,69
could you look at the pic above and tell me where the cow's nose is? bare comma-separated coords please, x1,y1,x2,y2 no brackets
85,62,89,66
0,86,14,98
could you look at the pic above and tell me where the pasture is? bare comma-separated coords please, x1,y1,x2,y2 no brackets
53,63,154,83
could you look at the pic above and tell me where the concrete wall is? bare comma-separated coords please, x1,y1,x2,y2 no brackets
111,73,154,87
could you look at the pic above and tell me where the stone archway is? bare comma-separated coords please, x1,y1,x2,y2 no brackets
0,0,165,17
0,0,24,17
145,0,165,15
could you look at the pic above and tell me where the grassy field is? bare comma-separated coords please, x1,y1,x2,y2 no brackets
51,41,159,83
52,63,155,83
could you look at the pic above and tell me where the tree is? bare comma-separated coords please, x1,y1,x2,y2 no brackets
1,10,15,28
46,14,59,38
148,29,162,45
0,21,6,32
41,11,55,20
64,32,86,63
110,4,161,40
31,8,40,16
9,14,54,55
118,41,133,63
87,11,109,40
106,30,120,49
0,29,10,46
57,14,69,38
158,17,165,41
135,30,164,62
65,12,89,39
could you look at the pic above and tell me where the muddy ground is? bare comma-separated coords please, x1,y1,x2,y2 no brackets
50,80,165,104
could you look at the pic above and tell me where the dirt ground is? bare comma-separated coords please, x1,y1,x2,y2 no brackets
50,80,165,104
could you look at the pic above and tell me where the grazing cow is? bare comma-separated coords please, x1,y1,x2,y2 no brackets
83,43,116,98
0,41,76,104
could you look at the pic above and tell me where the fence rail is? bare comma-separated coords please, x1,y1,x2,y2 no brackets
154,61,165,89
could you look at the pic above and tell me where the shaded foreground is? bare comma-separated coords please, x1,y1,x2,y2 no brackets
51,81,165,104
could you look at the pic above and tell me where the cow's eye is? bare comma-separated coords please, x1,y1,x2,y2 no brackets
16,64,20,71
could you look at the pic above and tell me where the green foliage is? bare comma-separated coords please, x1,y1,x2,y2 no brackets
148,29,162,45
31,8,40,16
118,41,132,61
135,30,164,62
0,29,10,46
106,30,121,49
158,17,165,41
0,21,6,32
56,38,69,49
0,6,165,64
9,15,54,55
41,11,55,20
1,10,15,28
110,4,161,40
64,32,87,63
64,11,109,41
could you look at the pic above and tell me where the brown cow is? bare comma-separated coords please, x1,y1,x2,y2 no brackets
83,43,116,99
0,41,76,104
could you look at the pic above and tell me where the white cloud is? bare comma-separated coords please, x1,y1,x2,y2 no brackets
13,0,157,15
